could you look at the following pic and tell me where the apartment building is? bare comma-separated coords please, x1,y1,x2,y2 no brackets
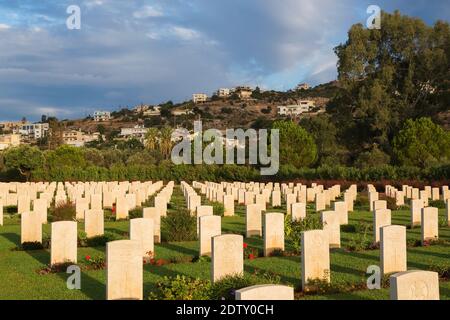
235,86,253,100
19,123,49,140
120,125,148,142
192,93,208,104
93,111,111,122
62,129,100,147
296,83,310,91
217,88,231,98
277,100,315,116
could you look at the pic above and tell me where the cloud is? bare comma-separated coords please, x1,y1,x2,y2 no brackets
133,5,163,18
0,0,448,121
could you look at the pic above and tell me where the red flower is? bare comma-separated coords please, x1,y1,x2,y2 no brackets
243,243,248,249
85,255,91,261
248,254,255,260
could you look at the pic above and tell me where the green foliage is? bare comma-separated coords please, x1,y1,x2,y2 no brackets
212,202,224,216
354,145,391,169
272,120,317,167
45,145,86,171
148,275,212,300
51,201,76,222
210,273,281,300
21,242,44,251
285,214,322,253
162,208,197,242
3,145,44,180
393,118,450,168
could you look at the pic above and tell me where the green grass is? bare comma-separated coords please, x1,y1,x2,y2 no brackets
0,186,448,300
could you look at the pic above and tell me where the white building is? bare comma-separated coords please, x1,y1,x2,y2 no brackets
296,83,310,91
277,100,315,116
120,125,148,141
217,88,231,98
93,111,111,122
19,123,49,140
192,93,208,104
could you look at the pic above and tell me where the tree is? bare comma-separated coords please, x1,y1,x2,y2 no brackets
3,145,44,181
272,120,317,168
331,11,450,156
45,145,87,170
300,115,348,166
160,126,174,159
392,117,450,168
144,128,159,151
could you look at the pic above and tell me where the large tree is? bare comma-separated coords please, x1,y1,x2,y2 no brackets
3,145,44,181
392,117,450,167
331,11,450,159
272,120,317,168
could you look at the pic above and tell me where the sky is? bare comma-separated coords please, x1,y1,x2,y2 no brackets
0,0,449,121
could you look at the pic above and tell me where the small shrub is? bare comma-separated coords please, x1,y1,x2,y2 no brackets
212,202,224,217
51,201,76,221
148,275,212,300
243,242,259,260
84,255,106,270
129,208,142,219
429,200,445,209
429,263,450,279
162,208,197,242
354,195,369,209
38,262,74,275
86,232,122,247
210,273,281,300
21,242,44,251
285,214,322,253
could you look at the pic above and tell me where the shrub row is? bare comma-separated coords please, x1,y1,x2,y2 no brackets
2,163,448,183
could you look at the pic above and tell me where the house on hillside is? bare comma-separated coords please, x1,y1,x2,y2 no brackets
277,100,315,116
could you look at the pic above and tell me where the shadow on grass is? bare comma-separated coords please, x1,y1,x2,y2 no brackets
160,242,198,257
1,232,21,247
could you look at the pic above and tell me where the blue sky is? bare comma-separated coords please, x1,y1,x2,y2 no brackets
0,0,449,121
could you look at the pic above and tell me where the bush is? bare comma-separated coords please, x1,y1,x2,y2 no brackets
285,214,322,253
162,208,197,242
51,201,76,222
148,275,212,300
429,200,446,209
212,202,224,217
210,273,281,300
21,242,44,251
86,232,122,247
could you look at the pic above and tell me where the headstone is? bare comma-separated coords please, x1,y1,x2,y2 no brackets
369,192,379,211
21,212,42,244
196,205,213,235
333,201,348,225
246,204,262,237
211,234,244,283
235,285,294,300
91,194,102,210
17,194,30,215
143,207,161,243
33,198,48,224
446,199,450,227
431,188,439,201
76,198,89,220
291,203,306,222
301,230,330,290
315,193,325,212
390,271,439,300
106,240,143,300
380,225,407,275
130,218,154,260
286,194,296,215
321,211,340,248
272,190,281,207
373,200,387,212
263,213,284,256
421,207,438,243
223,195,235,217
154,195,167,217
85,209,104,238
373,209,391,243
51,221,77,265
411,199,424,227
199,215,221,256
116,196,129,220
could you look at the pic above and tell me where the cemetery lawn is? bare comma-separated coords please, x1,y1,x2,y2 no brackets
0,186,449,300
